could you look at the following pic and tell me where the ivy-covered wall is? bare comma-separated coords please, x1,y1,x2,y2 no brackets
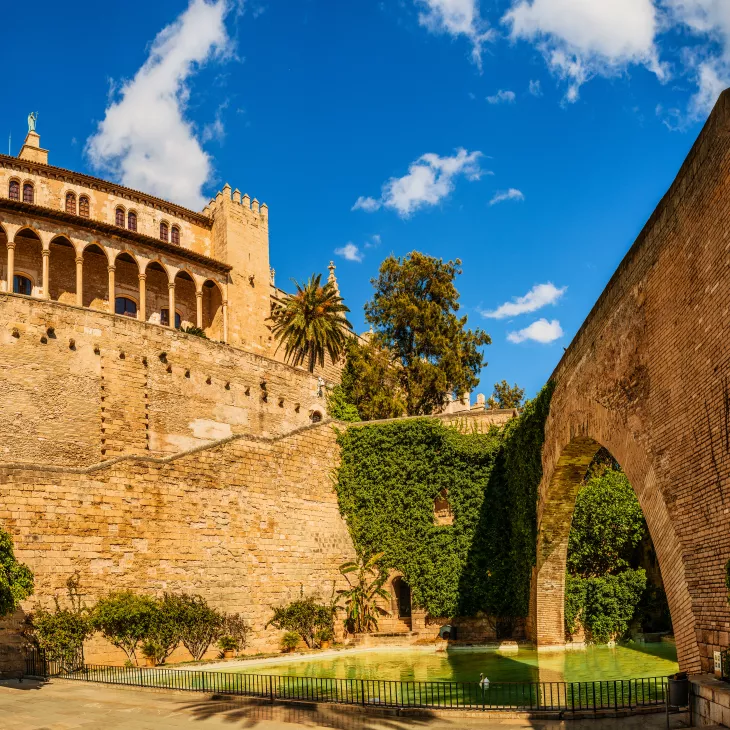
334,384,553,620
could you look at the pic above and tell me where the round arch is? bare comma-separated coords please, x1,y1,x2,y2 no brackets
47,235,76,303
81,243,110,309
201,278,224,339
12,228,43,297
533,396,701,673
173,269,197,328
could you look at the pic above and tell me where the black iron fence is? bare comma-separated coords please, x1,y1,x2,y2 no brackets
24,651,668,713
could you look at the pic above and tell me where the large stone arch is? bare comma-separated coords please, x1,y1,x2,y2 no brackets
534,397,700,673
532,90,730,675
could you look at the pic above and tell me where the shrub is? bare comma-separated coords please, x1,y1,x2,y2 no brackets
89,591,159,665
281,632,300,652
267,595,335,649
179,325,208,339
163,593,223,661
566,569,647,644
315,626,334,644
143,593,182,665
218,635,238,653
24,574,89,670
0,527,34,617
221,612,250,652
28,607,91,669
567,470,647,577
326,385,360,422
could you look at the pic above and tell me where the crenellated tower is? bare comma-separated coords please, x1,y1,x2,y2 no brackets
205,183,271,354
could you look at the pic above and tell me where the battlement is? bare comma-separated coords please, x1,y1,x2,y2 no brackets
203,182,268,221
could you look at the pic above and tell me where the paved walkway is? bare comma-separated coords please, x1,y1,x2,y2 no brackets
0,679,693,730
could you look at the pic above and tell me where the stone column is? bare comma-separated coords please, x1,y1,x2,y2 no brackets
41,249,50,299
168,281,176,328
196,290,203,329
222,300,228,343
107,265,116,313
6,241,15,293
75,256,83,307
138,274,146,322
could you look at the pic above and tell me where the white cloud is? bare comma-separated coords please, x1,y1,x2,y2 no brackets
487,89,517,103
353,148,483,218
86,0,232,210
507,318,564,343
416,0,495,69
352,196,382,212
489,188,525,205
482,282,566,319
502,0,665,102
689,59,730,117
529,79,543,96
364,234,382,249
334,243,364,262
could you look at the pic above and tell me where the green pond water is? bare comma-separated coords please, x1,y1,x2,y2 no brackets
232,643,678,684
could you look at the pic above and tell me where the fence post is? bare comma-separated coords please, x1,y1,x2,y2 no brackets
269,675,274,703
360,679,365,706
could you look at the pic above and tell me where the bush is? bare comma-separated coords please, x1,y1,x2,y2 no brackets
267,596,335,649
315,626,334,644
567,470,647,577
326,385,360,422
28,607,91,669
566,569,647,644
89,592,159,665
221,612,250,652
217,635,238,653
143,593,182,665
281,632,300,652
0,528,34,617
163,593,223,661
179,325,208,339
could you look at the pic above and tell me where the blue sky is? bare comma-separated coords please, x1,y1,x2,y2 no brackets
2,0,728,398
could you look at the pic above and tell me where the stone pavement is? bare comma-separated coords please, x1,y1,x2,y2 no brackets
0,680,693,730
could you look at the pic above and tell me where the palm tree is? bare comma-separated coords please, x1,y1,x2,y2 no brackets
269,274,353,373
338,552,391,635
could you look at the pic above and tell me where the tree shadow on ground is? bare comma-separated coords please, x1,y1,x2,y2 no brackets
176,696,447,729
0,678,46,691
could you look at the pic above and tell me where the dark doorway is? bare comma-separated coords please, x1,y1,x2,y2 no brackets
393,577,412,618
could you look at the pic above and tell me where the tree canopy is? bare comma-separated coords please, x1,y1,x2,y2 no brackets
269,273,353,373
343,252,490,418
567,469,647,578
487,380,525,410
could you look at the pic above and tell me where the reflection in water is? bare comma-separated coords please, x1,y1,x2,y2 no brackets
232,643,678,684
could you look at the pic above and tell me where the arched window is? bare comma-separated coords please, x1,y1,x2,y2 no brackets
160,308,181,328
8,181,20,201
171,226,180,245
65,192,77,214
22,183,34,204
310,410,323,424
115,207,125,227
79,196,90,218
13,274,32,296
127,211,137,231
115,296,137,318
160,222,169,242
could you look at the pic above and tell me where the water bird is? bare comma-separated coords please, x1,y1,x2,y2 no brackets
479,673,490,689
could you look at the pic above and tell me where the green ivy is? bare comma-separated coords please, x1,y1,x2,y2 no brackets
334,383,553,620
565,570,647,644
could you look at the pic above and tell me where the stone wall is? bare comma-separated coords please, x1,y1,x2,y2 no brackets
0,294,331,466
0,422,355,673
532,90,730,674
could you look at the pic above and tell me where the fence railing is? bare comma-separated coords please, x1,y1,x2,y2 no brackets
24,651,668,713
